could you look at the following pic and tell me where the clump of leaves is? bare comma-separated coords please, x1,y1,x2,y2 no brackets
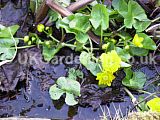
112,0,151,32
49,68,83,106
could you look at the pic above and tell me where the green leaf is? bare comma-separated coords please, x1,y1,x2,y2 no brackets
129,46,148,56
122,68,147,90
137,33,157,50
0,38,19,60
42,44,62,62
48,10,59,22
69,13,91,33
115,47,131,62
57,16,77,34
49,84,65,100
68,68,77,80
75,32,89,44
133,20,151,32
112,0,151,32
87,61,101,76
112,0,128,17
80,51,101,76
57,14,90,44
138,96,149,112
56,77,81,96
90,4,109,30
65,92,78,106
0,25,19,38
68,68,83,80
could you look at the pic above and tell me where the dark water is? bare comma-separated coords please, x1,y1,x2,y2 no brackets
0,48,160,120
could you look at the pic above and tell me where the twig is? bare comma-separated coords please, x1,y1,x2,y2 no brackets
67,0,95,12
145,23,160,33
123,87,138,105
46,0,72,16
35,0,49,23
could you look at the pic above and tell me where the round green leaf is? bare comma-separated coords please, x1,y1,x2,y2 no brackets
65,92,78,106
49,84,65,100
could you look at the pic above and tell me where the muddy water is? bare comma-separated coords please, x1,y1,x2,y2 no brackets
0,47,160,120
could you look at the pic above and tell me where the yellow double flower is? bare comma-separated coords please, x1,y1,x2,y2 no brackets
96,50,121,86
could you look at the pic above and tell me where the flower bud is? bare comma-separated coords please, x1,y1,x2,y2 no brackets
24,36,29,43
37,24,45,32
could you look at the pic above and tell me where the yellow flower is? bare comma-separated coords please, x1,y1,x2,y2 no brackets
147,97,160,112
96,71,115,86
100,50,121,73
132,34,144,47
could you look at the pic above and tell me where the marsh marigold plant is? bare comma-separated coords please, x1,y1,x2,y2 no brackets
96,50,121,86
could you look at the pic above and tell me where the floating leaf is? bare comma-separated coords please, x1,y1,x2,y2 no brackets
49,84,65,100
57,77,81,96
65,93,78,106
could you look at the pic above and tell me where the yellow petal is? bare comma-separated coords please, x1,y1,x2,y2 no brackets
147,97,160,112
132,34,144,48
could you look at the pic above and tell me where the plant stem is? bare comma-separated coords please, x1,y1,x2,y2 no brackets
100,27,103,48
89,38,93,53
44,31,60,43
11,45,36,49
123,87,137,105
61,43,76,48
117,25,125,32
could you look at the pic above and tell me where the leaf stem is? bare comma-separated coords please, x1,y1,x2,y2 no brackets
44,30,60,43
117,25,125,32
10,45,36,49
123,87,137,105
100,27,103,48
89,38,93,53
